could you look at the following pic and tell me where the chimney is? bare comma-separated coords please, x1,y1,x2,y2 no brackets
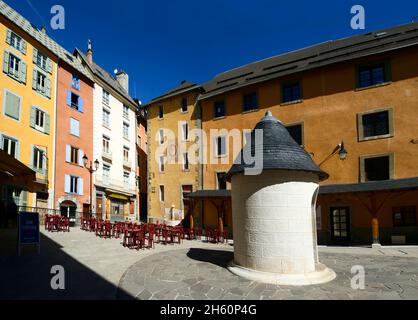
116,70,129,93
87,39,93,65
40,26,47,34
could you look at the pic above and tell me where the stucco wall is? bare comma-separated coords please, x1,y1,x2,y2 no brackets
232,170,320,274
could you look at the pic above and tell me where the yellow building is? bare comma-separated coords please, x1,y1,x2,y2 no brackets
145,81,202,223
0,1,91,213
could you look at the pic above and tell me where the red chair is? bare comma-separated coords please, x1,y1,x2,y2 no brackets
103,222,112,239
144,224,155,249
134,229,145,250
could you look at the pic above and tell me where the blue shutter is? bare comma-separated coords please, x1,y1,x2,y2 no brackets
66,90,72,107
78,178,84,196
78,149,84,167
65,145,71,162
78,97,84,113
64,175,71,193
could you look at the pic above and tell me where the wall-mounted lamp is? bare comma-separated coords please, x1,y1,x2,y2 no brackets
338,141,348,161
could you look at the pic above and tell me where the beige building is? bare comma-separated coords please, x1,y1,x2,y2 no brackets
145,81,202,223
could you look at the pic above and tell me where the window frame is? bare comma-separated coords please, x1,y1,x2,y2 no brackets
285,122,304,147
215,136,227,157
1,134,19,159
393,206,417,227
70,117,80,137
102,89,110,106
356,61,392,90
281,80,303,104
158,105,164,119
358,108,394,142
214,100,226,119
102,135,110,154
242,92,258,113
3,89,22,122
123,122,130,140
159,185,165,202
182,152,189,171
180,97,188,113
360,153,394,183
32,146,46,173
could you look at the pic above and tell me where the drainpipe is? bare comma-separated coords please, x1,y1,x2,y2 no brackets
51,61,59,210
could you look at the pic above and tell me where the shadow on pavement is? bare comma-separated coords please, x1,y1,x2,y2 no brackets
0,229,133,300
186,248,233,269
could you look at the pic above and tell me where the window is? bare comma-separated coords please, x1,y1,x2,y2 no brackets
3,90,21,121
217,172,227,190
71,75,80,90
103,165,110,183
214,101,226,118
3,52,26,83
393,207,417,227
158,105,164,119
138,136,142,148
137,154,141,167
65,175,83,195
282,82,302,103
183,153,189,171
35,109,45,131
70,146,79,165
33,48,52,74
1,135,18,158
181,97,188,112
362,155,392,182
215,136,227,157
182,185,193,203
32,147,45,172
123,123,130,139
123,172,130,186
103,108,110,127
67,91,83,111
123,147,129,162
159,185,165,202
286,124,303,146
243,92,258,112
103,136,110,154
6,30,26,54
33,70,51,98
103,90,110,106
181,122,189,141
70,118,80,137
159,156,165,173
359,110,392,140
123,105,129,119
358,63,388,88
159,129,164,145
29,106,50,134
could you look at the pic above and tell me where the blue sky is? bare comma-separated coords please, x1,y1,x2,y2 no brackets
8,0,418,103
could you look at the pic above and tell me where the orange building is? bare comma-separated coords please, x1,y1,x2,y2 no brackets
54,61,94,223
192,22,418,246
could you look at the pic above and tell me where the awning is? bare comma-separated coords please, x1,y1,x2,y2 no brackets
0,149,38,192
186,190,231,199
108,194,129,201
319,177,418,195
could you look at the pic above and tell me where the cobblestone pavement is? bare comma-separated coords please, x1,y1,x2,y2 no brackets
118,247,418,300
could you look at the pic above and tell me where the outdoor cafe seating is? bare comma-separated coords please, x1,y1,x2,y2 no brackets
45,214,70,233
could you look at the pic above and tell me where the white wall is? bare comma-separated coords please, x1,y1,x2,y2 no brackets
92,82,137,212
231,170,320,274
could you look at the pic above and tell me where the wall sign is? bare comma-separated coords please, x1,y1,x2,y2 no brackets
18,212,40,256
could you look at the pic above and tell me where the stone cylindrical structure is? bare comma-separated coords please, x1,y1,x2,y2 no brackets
226,112,336,286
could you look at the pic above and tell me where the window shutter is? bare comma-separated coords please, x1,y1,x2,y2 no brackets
78,149,84,167
20,61,27,84
29,106,36,128
78,97,84,113
45,79,51,98
46,58,53,74
4,91,20,120
22,191,28,207
66,90,72,106
65,175,71,193
42,150,47,175
5,30,11,44
44,113,50,135
65,145,71,162
33,48,38,64
78,178,84,196
21,40,27,55
32,70,37,90
3,51,9,74
30,146,35,170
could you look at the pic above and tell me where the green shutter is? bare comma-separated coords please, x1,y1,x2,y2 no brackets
21,40,27,55
45,78,51,98
32,70,37,90
22,191,28,207
3,51,9,74
4,91,20,120
20,61,27,84
33,48,38,64
46,58,53,74
30,106,36,128
5,30,11,44
44,113,50,135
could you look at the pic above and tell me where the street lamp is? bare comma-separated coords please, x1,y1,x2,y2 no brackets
83,154,100,217
338,141,348,161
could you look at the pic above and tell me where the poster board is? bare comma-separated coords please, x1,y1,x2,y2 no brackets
18,212,40,256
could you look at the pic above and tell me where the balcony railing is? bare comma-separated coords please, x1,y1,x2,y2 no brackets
95,175,136,194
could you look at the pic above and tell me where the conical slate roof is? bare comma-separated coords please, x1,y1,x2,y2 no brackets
226,111,329,181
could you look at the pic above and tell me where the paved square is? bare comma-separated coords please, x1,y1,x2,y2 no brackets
1,229,417,300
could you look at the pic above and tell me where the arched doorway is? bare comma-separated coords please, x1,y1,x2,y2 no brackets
60,200,77,227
